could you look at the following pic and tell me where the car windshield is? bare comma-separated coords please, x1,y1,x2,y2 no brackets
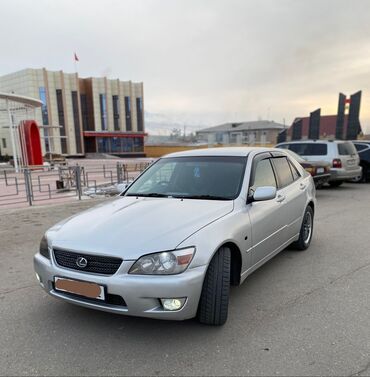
125,156,247,200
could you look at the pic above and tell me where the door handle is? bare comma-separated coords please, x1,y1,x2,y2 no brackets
299,183,306,190
276,194,285,203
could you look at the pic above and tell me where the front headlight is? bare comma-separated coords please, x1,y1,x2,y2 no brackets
129,247,195,275
39,235,50,259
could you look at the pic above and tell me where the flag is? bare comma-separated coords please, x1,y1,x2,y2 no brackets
74,52,79,62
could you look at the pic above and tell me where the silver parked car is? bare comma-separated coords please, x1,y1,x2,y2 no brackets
276,140,361,187
34,147,316,325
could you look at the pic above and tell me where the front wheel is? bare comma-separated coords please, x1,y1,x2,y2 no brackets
197,247,230,326
291,206,314,251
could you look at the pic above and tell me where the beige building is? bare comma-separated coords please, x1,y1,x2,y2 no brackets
196,120,287,146
0,68,145,157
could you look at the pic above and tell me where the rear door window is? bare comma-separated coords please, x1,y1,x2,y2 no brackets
287,143,327,156
288,159,301,181
338,142,357,155
272,157,294,188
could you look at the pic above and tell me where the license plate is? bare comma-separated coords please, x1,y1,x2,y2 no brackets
54,277,105,300
347,159,355,166
316,167,324,174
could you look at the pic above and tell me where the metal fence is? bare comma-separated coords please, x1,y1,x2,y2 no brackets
0,161,151,208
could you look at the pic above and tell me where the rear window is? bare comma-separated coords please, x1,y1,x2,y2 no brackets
286,143,327,156
338,142,357,155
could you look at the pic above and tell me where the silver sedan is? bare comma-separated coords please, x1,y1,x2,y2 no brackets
34,147,316,325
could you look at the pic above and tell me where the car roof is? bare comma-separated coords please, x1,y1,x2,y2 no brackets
352,140,370,143
163,147,279,158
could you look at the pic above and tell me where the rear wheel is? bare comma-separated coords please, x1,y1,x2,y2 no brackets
329,180,343,187
351,164,366,183
198,247,230,326
291,206,314,251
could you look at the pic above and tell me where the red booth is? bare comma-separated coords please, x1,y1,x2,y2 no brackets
18,120,43,166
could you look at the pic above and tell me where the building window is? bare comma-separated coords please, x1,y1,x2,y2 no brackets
125,96,132,131
71,91,82,154
56,89,67,154
122,137,133,152
133,136,144,152
38,87,49,125
39,87,50,152
95,136,144,154
2,138,6,148
99,94,107,130
112,95,120,131
80,94,90,131
136,97,143,132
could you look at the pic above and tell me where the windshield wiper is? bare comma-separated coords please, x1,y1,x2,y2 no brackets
173,194,231,200
126,193,169,197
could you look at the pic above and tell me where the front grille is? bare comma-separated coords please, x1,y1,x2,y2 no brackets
53,248,122,275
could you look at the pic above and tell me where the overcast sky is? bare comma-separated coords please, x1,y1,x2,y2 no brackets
1,0,370,132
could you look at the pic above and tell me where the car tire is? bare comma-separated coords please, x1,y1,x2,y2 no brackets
329,180,343,187
291,206,314,251
197,246,230,326
364,166,369,183
351,164,366,183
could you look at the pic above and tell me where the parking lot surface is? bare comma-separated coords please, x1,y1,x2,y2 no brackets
1,184,370,376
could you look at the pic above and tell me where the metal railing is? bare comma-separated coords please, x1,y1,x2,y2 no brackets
0,161,152,208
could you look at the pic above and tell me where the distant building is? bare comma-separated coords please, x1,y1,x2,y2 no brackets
284,114,360,141
0,68,145,157
196,120,287,146
280,91,363,143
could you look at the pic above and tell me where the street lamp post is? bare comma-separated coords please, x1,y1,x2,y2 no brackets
6,99,19,173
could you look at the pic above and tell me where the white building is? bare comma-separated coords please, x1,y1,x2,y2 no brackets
0,68,145,158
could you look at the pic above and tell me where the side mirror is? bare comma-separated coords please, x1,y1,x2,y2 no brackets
253,186,277,201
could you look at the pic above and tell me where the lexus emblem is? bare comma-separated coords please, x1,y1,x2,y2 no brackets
76,257,88,268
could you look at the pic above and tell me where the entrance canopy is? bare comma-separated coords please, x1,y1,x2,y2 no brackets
0,92,43,108
0,92,43,171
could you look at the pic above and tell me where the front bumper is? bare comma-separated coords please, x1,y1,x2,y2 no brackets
34,252,207,321
329,166,362,181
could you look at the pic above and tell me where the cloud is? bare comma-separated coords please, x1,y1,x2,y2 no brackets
1,0,370,132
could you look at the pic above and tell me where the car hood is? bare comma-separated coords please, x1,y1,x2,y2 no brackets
48,196,234,260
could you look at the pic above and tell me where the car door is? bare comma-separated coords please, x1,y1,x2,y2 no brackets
271,154,307,241
247,153,285,266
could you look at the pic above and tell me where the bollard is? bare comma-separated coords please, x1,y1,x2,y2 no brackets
116,162,122,183
24,169,33,206
75,166,82,200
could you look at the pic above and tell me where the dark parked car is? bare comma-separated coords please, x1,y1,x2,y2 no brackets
281,149,331,188
351,140,370,182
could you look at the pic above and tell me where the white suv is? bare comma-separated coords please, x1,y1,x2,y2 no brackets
275,140,361,187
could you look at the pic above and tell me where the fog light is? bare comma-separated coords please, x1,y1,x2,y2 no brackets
160,298,186,311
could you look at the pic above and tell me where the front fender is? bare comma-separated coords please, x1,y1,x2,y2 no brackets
177,203,252,275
